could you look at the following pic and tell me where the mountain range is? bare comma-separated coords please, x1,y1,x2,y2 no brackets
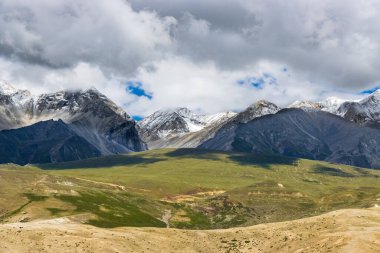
1,80,380,168
0,80,146,164
138,92,380,169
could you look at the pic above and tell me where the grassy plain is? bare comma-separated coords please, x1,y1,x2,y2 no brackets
0,148,379,229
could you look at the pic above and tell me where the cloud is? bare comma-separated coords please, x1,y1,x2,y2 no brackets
123,57,359,116
0,0,379,117
132,0,380,89
0,58,138,106
0,0,174,73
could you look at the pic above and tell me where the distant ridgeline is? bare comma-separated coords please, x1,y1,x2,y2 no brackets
1,80,380,168
139,93,380,169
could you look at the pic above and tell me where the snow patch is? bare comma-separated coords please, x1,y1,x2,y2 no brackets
0,80,19,95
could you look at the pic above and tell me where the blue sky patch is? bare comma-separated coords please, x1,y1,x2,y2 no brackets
127,81,152,100
237,73,277,89
251,79,264,89
132,115,144,121
359,86,380,94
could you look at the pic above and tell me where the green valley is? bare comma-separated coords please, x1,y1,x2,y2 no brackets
1,148,379,229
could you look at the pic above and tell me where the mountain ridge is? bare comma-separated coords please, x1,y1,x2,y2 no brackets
2,80,380,167
0,119,102,164
0,82,146,163
200,108,380,168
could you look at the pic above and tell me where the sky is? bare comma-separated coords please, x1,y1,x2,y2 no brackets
1,0,380,117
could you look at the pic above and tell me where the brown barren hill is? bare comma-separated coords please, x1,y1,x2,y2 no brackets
0,207,379,253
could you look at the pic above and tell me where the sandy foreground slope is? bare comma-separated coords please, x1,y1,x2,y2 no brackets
0,207,379,253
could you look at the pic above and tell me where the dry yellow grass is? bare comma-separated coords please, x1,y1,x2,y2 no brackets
1,207,379,253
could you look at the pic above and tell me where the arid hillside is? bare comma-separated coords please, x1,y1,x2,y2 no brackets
1,207,379,253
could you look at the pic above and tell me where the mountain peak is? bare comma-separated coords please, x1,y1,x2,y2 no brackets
289,97,348,114
323,96,346,104
138,107,205,139
84,86,102,94
0,80,19,95
357,90,380,107
138,107,237,144
365,89,380,98
235,100,280,123
250,100,278,108
288,100,321,110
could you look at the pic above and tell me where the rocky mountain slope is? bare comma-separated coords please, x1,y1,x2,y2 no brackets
0,81,33,130
31,89,146,154
3,78,380,167
289,93,380,126
0,81,146,163
138,107,207,141
138,107,236,148
138,100,281,149
336,90,380,126
0,120,101,164
139,96,373,150
137,90,380,169
289,97,348,113
232,100,280,123
200,108,380,168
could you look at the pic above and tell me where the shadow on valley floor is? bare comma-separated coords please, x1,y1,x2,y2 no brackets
313,165,355,177
41,148,224,170
165,148,226,161
37,155,164,170
352,167,380,178
166,148,300,169
228,153,300,169
39,148,303,170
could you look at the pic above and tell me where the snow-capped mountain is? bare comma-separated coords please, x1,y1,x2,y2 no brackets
0,80,21,95
233,100,280,123
138,101,281,149
138,107,236,140
138,108,206,140
200,108,380,169
289,97,347,114
140,109,236,149
0,81,146,162
288,92,380,126
320,97,348,113
336,90,380,125
0,81,33,130
3,78,380,167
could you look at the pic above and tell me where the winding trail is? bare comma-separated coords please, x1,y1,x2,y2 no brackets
74,177,127,191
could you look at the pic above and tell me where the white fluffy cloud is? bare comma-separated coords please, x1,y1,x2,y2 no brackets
0,0,379,116
125,57,362,116
0,0,174,72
